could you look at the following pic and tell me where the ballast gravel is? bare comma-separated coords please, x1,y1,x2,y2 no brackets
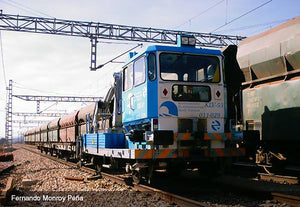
7,146,173,207
2,145,293,207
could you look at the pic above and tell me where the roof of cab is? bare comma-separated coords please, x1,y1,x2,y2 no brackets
123,44,222,67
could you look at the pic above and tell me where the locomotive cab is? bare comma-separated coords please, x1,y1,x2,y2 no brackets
122,35,245,172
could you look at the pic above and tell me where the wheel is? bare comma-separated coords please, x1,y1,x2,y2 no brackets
77,160,82,168
125,164,132,174
56,150,61,158
132,170,142,184
95,164,102,174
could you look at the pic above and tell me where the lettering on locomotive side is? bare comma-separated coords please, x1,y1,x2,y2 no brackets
199,113,221,118
205,102,224,108
177,102,224,110
173,101,224,117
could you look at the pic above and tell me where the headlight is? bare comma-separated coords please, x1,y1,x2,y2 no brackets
181,36,189,45
178,34,196,47
188,37,196,46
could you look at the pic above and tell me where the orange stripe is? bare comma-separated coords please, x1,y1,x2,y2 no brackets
157,149,171,159
215,148,225,157
225,133,232,140
204,134,210,140
214,133,223,141
135,150,142,158
180,150,189,158
204,133,232,140
181,133,192,140
144,150,153,159
174,133,178,140
135,150,153,159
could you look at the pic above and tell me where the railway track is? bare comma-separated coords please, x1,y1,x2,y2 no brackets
15,144,300,207
19,144,209,207
259,173,299,185
216,174,300,207
258,174,300,206
272,193,300,207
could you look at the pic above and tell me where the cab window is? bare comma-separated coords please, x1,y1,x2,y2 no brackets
172,85,211,102
123,63,133,91
147,53,156,81
134,56,145,86
160,53,220,83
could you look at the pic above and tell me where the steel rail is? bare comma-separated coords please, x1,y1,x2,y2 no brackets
272,193,300,207
259,173,299,185
19,144,209,207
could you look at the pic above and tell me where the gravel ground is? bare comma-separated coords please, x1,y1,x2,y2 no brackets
0,170,10,192
4,146,173,207
0,145,295,207
0,161,14,193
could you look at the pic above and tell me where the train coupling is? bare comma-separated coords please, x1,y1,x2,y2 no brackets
256,149,287,166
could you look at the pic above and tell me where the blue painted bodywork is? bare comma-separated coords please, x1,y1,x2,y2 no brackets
122,45,222,131
83,133,125,149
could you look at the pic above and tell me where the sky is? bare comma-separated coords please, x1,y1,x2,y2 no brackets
0,0,299,138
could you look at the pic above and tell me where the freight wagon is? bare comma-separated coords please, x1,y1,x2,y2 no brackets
237,17,300,172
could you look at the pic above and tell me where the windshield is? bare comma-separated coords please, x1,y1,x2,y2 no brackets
172,85,211,102
159,53,220,83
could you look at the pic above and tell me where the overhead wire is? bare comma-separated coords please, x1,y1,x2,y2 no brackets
0,0,55,133
211,0,273,33
78,42,144,96
246,24,277,36
11,80,85,119
1,0,54,18
225,0,228,24
12,81,67,95
217,18,291,33
173,0,225,29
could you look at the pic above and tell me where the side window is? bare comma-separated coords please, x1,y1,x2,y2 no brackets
147,53,156,81
134,56,145,86
123,64,133,91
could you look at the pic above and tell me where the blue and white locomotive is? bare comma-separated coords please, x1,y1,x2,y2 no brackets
83,35,244,181
25,35,245,183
